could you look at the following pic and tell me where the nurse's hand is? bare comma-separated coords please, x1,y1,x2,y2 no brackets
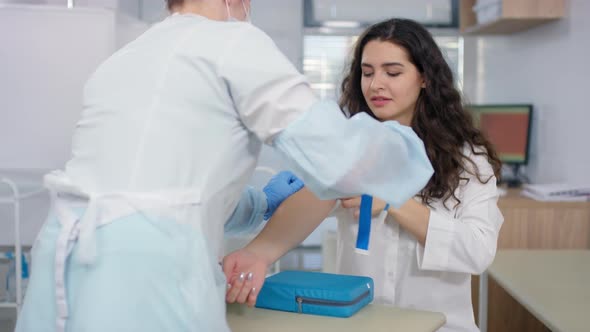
223,248,269,307
341,196,389,218
263,171,304,220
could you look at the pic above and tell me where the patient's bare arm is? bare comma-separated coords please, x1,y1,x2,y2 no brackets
248,187,335,264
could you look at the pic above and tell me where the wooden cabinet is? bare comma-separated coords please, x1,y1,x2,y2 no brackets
495,192,590,249
471,189,590,329
460,0,566,35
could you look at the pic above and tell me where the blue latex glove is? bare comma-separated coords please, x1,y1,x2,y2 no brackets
263,171,304,220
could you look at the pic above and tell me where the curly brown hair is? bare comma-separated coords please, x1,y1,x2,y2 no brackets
340,18,502,208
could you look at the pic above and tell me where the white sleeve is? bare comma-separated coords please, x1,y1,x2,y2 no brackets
416,156,504,274
274,101,434,208
218,24,317,143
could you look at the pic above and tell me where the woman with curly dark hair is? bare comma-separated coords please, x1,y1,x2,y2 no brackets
226,18,504,332
331,18,504,331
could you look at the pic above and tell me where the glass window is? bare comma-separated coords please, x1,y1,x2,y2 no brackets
303,35,357,100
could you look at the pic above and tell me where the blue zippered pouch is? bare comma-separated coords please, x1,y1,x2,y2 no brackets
255,270,374,318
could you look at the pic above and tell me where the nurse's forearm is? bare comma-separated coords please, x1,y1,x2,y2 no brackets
388,199,430,246
245,187,335,265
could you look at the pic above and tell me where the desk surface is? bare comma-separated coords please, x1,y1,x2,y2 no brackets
499,188,590,208
488,250,590,332
226,303,445,332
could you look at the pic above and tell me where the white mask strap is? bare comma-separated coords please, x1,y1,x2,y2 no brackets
225,0,232,21
241,0,251,22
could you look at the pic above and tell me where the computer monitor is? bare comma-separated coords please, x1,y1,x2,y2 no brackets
467,104,533,166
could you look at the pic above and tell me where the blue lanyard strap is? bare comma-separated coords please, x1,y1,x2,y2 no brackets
355,194,373,251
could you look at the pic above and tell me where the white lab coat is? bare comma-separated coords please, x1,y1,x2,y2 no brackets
17,13,434,332
335,147,504,332
64,14,316,259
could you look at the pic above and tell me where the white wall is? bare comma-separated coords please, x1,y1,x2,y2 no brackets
0,0,145,17
0,4,147,245
462,0,589,185
0,5,116,170
139,0,167,23
0,5,148,171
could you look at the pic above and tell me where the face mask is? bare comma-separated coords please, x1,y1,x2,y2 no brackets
225,0,251,23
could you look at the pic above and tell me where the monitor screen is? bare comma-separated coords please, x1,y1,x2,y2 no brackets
467,104,533,165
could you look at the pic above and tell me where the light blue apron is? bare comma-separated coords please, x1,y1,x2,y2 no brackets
15,171,230,332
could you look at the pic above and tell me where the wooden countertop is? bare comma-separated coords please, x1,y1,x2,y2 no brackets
226,303,445,332
488,250,590,332
498,188,590,208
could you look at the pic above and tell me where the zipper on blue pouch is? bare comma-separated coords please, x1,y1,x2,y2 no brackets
295,289,371,314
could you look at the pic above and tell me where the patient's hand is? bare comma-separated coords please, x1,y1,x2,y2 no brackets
223,248,268,307
341,196,388,218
